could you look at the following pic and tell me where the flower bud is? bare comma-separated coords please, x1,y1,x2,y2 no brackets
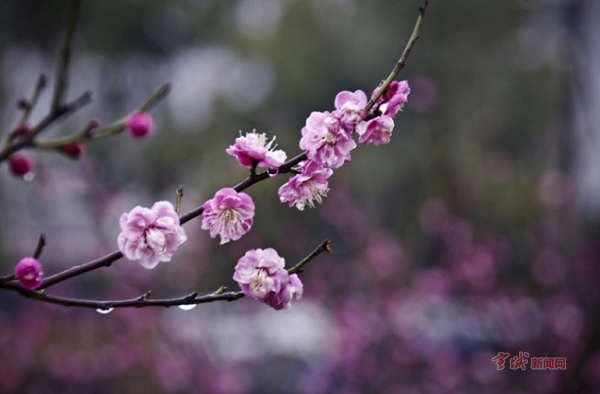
17,98,30,110
126,112,155,139
88,119,100,130
15,123,30,136
62,142,85,159
14,257,43,290
9,153,33,177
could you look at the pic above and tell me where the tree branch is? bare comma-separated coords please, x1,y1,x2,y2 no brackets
1,239,330,310
0,0,428,309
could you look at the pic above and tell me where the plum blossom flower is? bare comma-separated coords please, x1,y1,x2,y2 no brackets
265,273,303,310
226,130,287,170
14,257,43,290
371,80,411,117
201,188,255,244
233,248,303,310
299,111,357,169
356,115,394,145
334,89,367,130
118,201,187,269
126,112,155,138
278,161,333,210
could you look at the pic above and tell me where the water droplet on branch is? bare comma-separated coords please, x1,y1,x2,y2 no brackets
96,307,114,314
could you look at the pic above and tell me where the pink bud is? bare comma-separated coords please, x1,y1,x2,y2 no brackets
17,98,30,110
14,257,43,290
15,123,30,136
87,119,100,130
9,153,33,176
62,142,85,159
126,112,155,139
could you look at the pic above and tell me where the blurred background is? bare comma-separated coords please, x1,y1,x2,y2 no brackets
0,0,599,392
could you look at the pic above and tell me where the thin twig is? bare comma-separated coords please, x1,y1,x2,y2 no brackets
176,185,184,215
365,0,428,113
33,233,46,259
287,239,331,274
50,0,81,112
34,83,170,150
0,91,92,162
17,73,47,127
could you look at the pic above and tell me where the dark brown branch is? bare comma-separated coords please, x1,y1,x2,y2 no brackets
33,233,46,259
2,239,330,310
0,91,92,162
39,250,123,290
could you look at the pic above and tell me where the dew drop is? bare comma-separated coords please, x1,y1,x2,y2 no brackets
96,307,114,314
23,172,35,182
178,304,197,311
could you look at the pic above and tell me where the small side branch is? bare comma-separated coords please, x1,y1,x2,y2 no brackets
51,0,82,112
365,0,429,113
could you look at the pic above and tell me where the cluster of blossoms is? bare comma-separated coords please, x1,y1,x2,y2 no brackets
233,248,303,310
279,80,410,210
13,81,409,312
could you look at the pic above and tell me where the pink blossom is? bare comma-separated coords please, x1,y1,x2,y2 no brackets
278,161,333,210
126,112,155,138
356,115,394,145
371,80,411,117
226,131,287,170
117,201,187,269
9,153,33,176
334,89,367,130
265,273,303,310
14,257,43,290
299,111,357,169
201,188,255,244
233,248,303,310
